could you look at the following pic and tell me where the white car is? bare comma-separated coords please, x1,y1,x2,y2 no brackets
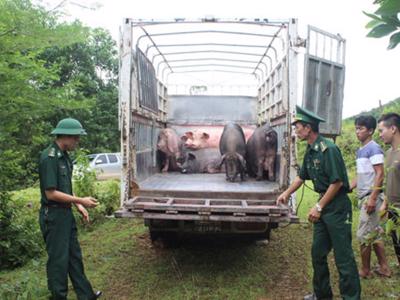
87,153,121,180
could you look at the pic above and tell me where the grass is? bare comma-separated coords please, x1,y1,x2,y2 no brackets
1,184,400,299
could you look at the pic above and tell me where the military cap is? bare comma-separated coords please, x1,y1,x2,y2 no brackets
51,118,87,135
291,105,326,126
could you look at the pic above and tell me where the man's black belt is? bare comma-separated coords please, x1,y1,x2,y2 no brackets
43,202,72,209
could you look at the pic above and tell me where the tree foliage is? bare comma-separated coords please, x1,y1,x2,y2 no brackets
0,1,119,269
365,0,400,49
0,0,119,191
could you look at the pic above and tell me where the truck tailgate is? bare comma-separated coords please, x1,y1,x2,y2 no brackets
116,196,299,223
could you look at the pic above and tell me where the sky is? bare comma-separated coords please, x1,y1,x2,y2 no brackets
40,0,400,118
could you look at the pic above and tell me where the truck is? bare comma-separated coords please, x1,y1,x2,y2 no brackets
115,18,346,241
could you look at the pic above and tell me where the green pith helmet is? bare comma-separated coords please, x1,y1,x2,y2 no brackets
51,118,87,136
291,105,326,126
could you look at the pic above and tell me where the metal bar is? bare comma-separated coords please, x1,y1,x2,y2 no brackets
308,25,345,41
165,68,261,83
128,18,290,27
138,26,173,74
146,42,273,57
156,57,268,76
119,19,134,208
139,212,290,223
161,63,264,81
252,25,283,75
137,29,280,47
166,63,259,70
151,50,273,74
152,49,271,62
307,54,344,68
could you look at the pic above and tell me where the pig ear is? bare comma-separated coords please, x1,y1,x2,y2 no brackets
181,135,188,142
236,153,246,169
202,132,210,140
185,131,193,139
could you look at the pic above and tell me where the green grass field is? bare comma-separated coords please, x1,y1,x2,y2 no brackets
1,185,399,299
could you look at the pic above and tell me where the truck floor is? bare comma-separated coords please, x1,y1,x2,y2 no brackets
138,173,279,196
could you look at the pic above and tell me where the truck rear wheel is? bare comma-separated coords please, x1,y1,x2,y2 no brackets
149,230,181,247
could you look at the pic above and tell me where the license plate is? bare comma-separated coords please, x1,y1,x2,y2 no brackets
194,222,222,233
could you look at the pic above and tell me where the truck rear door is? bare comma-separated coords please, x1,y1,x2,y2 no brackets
302,25,346,137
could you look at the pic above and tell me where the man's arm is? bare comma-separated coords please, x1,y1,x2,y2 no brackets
318,181,343,209
45,189,98,208
276,176,304,205
349,178,357,192
365,163,384,214
308,180,343,222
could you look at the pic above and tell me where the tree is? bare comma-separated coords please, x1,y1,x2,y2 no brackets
0,0,119,189
0,0,91,188
365,0,400,49
39,27,119,153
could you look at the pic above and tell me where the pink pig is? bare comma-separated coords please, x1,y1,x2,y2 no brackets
157,128,183,172
180,125,255,150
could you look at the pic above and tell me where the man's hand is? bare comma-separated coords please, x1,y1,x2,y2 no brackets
308,206,321,223
78,196,98,208
379,198,388,219
276,192,289,205
365,197,377,214
76,204,90,223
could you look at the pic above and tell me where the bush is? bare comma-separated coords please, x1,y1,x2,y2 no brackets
72,149,97,198
0,192,43,270
72,150,120,227
0,269,48,300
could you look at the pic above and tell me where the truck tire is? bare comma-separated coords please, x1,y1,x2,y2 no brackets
149,231,181,248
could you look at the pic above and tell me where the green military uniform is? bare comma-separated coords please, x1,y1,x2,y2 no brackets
294,106,361,300
38,119,96,300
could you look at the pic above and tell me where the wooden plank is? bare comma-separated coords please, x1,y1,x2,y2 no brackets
125,202,289,215
138,189,280,200
130,196,277,206
141,212,291,223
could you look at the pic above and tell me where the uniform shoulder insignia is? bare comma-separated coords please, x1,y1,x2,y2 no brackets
320,141,328,152
48,148,56,157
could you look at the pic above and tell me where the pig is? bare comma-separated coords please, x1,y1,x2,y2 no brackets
180,125,256,150
181,148,223,174
219,123,247,182
245,124,278,181
157,128,184,172
181,130,215,149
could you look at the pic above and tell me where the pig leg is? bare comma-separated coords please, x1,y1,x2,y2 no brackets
240,167,245,181
256,158,264,181
169,157,181,172
264,156,276,181
162,156,170,172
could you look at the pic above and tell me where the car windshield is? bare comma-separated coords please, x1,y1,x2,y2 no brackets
87,154,96,162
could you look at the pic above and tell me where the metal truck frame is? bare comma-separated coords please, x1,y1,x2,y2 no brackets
115,18,346,240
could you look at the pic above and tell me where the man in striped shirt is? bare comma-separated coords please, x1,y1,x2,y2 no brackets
350,115,391,278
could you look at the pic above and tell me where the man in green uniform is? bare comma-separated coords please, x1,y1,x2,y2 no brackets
276,106,361,300
39,118,102,300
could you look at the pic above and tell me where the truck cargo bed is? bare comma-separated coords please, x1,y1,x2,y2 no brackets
137,173,280,200
115,172,298,225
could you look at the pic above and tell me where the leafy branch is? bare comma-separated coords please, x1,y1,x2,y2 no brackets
364,0,400,49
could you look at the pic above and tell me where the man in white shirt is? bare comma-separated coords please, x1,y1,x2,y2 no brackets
350,115,390,278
